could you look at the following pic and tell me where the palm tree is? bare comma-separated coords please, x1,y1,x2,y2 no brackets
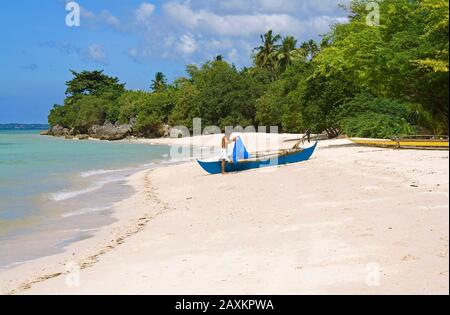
300,40,320,60
254,30,282,78
214,55,224,62
277,36,304,73
151,72,167,92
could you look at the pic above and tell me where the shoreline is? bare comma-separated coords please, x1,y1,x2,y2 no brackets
0,133,306,293
0,132,174,272
0,167,166,294
0,137,448,294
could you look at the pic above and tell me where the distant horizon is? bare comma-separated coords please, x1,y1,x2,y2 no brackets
0,122,49,125
0,123,49,126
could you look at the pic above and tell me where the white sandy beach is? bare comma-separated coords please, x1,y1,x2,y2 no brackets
0,135,448,295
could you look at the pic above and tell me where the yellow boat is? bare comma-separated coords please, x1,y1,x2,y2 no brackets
349,136,449,150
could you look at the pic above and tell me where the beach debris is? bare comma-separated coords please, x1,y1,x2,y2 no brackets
402,254,419,262
75,134,89,140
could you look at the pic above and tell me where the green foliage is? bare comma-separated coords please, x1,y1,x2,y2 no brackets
277,36,302,73
315,0,448,134
338,112,415,138
133,91,172,135
48,104,77,128
65,70,125,100
255,61,310,132
254,30,282,79
48,1,448,138
49,70,127,132
255,79,286,128
253,30,316,79
169,79,201,128
116,90,173,136
73,95,109,133
332,94,416,138
151,72,167,92
300,40,320,60
48,95,112,133
186,60,265,128
116,90,153,124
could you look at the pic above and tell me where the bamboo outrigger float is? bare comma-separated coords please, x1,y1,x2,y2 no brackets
349,135,449,150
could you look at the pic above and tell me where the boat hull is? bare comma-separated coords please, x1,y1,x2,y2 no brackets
197,142,317,175
349,138,449,150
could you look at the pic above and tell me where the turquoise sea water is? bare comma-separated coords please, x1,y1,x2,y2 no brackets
0,130,171,268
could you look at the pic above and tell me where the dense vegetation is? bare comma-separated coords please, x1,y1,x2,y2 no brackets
48,0,449,138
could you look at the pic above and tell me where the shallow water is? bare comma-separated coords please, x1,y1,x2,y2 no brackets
0,130,171,268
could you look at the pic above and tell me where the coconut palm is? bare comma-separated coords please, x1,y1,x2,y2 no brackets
300,40,320,60
151,72,167,92
214,55,224,62
277,36,306,73
254,30,282,78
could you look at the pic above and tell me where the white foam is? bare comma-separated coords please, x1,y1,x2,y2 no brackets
51,178,124,201
52,159,171,202
62,206,112,218
0,260,30,272
80,168,131,178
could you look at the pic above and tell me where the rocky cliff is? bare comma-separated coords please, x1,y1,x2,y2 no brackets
46,122,171,140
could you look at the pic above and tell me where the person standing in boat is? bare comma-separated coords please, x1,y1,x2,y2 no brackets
221,129,237,175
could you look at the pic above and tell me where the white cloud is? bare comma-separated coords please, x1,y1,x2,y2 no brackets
153,1,349,65
99,10,122,30
305,15,348,35
85,44,108,64
128,47,139,59
216,0,254,14
177,34,197,55
182,0,349,15
256,0,300,14
257,0,350,15
135,3,156,23
163,2,304,37
78,5,124,31
41,41,109,65
80,6,95,19
93,1,349,66
127,46,154,63
227,48,239,63
40,41,80,56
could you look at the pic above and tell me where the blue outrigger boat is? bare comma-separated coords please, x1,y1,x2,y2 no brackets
197,142,318,175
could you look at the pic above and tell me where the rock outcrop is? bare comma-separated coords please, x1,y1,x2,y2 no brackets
48,125,71,137
170,127,188,138
46,122,169,141
158,124,171,138
88,122,132,141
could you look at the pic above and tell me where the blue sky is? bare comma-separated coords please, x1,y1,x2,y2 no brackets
0,0,348,123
